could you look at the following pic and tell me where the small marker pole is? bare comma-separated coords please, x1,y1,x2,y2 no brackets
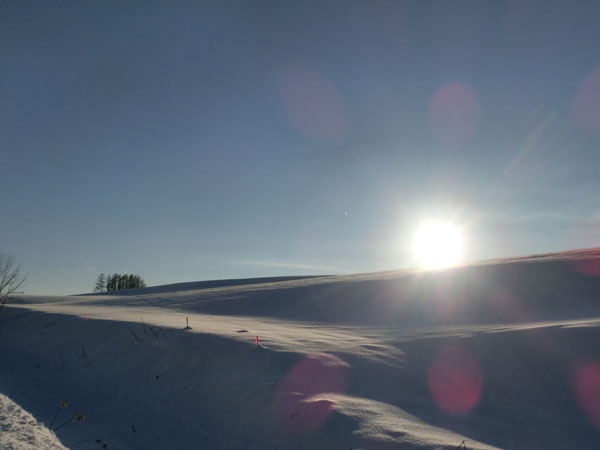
255,336,258,345
186,317,189,327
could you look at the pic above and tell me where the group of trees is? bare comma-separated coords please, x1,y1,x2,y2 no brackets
94,273,146,292
0,250,149,306
0,251,26,309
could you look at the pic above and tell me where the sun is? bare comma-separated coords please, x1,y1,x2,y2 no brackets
412,221,464,269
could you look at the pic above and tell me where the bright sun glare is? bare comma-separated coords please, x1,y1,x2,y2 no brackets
412,221,464,270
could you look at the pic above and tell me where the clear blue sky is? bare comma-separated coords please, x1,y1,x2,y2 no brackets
2,1,600,295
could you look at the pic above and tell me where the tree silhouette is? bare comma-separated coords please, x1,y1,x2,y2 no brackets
0,251,26,310
95,273,146,292
94,273,106,293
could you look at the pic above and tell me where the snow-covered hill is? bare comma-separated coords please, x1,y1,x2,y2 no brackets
1,248,600,449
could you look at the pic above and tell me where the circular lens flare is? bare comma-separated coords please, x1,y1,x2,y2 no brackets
269,354,348,436
428,346,483,415
573,361,600,428
412,221,464,269
428,82,481,146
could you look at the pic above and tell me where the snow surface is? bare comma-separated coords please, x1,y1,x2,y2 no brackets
2,248,600,449
0,392,67,450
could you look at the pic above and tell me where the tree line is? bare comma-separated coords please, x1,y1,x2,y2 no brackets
94,273,146,292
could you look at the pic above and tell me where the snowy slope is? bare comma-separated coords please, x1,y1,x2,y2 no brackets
1,248,600,449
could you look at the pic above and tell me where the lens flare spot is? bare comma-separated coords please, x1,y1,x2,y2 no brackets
428,346,483,415
428,82,480,146
573,361,600,428
274,63,346,144
491,288,525,321
571,67,600,134
270,354,348,435
572,258,600,276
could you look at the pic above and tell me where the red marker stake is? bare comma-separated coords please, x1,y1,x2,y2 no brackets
255,336,258,345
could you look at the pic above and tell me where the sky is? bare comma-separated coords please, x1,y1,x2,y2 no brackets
2,0,600,295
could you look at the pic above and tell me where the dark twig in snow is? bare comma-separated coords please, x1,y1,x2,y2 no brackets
49,400,69,429
130,326,139,342
75,438,102,444
54,412,85,431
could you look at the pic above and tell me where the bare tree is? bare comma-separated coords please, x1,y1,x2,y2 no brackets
0,251,26,309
